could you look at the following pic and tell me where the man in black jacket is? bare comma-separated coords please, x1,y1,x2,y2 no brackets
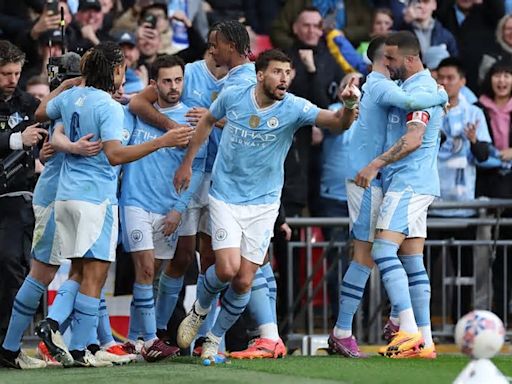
0,40,43,343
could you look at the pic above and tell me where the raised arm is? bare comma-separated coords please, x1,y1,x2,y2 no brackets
174,110,217,192
355,118,427,188
128,86,179,132
35,77,83,122
378,80,448,111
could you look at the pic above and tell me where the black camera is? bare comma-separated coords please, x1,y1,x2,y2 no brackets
144,14,157,29
47,52,82,91
0,150,32,194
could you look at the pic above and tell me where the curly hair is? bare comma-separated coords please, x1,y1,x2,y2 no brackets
81,41,124,93
209,20,251,57
0,40,25,68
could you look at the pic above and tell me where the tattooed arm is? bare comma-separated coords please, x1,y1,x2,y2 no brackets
354,121,425,188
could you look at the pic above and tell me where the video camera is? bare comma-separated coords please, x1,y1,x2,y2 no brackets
47,52,82,91
0,150,32,194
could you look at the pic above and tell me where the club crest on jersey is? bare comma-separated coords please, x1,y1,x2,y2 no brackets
211,91,219,102
267,117,279,128
131,230,143,243
121,129,131,143
215,228,227,241
249,115,260,129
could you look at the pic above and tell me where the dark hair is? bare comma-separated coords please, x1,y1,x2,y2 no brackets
150,54,185,80
372,7,394,24
255,49,291,72
209,20,251,56
0,40,25,67
385,31,420,56
367,35,387,63
437,57,466,78
481,60,512,98
295,5,322,23
26,75,49,88
81,41,124,93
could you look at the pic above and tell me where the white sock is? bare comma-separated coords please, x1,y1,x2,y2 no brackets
419,325,433,347
258,323,279,341
390,316,400,326
144,337,158,349
194,300,210,316
398,308,418,334
333,326,352,339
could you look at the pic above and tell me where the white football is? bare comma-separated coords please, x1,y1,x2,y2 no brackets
454,310,505,359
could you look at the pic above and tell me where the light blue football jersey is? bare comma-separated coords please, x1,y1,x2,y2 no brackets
223,62,256,90
182,59,227,173
348,71,448,181
382,70,444,196
47,87,124,205
32,119,64,207
320,103,352,202
209,84,320,205
120,102,204,215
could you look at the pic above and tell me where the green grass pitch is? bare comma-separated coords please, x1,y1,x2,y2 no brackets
1,355,511,384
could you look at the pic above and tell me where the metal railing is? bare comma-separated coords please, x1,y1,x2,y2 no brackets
280,199,512,345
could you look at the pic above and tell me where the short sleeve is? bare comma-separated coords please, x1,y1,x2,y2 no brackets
209,90,229,120
98,99,124,142
295,96,320,128
46,92,64,120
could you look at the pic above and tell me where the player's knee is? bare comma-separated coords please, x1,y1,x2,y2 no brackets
231,273,253,293
215,265,237,282
138,266,154,283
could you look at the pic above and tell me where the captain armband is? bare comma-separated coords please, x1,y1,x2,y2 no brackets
406,111,430,127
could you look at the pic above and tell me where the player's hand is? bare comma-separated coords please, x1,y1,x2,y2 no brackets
162,210,182,237
185,107,208,126
280,222,292,241
311,125,324,145
215,118,226,129
39,136,55,162
22,124,47,147
500,148,512,161
340,76,361,109
174,163,192,193
298,49,316,73
72,133,102,156
355,163,379,189
464,121,478,144
160,126,194,147
60,76,83,91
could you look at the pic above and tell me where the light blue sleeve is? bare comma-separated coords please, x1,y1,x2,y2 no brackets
46,93,63,120
295,96,320,130
99,101,124,142
474,107,492,143
209,90,228,121
375,80,448,111
172,168,205,213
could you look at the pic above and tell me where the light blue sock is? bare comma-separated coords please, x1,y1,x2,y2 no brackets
48,280,80,326
247,270,274,327
2,276,46,352
335,262,371,331
211,285,251,339
97,291,115,346
59,315,72,334
390,305,399,319
127,299,141,341
133,283,156,341
196,274,219,338
69,293,100,351
260,263,277,323
399,254,431,327
371,239,412,313
198,266,228,310
155,273,184,330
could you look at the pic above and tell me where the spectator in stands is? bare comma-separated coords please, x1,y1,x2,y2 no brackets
167,0,209,50
402,0,458,65
25,76,50,101
479,14,512,87
205,0,245,25
437,0,504,92
476,60,512,322
67,0,111,53
357,8,394,63
117,31,146,95
0,0,43,42
371,0,406,30
243,0,284,36
430,57,491,319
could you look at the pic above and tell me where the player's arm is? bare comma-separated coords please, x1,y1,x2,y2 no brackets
50,124,103,156
128,86,180,132
103,126,193,165
379,82,448,111
35,77,83,122
174,111,217,192
355,113,428,188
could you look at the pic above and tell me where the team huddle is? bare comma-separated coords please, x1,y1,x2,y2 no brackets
0,20,448,370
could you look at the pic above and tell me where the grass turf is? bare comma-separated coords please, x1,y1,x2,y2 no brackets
1,355,511,384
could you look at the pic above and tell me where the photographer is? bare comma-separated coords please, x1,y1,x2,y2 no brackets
0,40,43,343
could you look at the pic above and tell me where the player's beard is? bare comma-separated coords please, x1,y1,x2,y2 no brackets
389,64,406,81
161,90,181,105
263,81,286,101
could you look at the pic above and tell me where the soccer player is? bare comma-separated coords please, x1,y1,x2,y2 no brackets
119,54,204,361
355,31,444,358
33,42,193,367
328,35,448,358
173,48,359,362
